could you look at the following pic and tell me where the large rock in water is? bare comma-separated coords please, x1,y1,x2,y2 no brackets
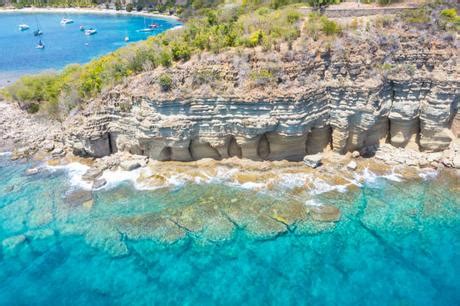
303,154,322,168
82,167,103,181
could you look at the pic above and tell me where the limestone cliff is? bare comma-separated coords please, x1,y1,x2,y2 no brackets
66,26,459,161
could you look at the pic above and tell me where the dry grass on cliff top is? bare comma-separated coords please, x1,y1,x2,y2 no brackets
1,0,459,119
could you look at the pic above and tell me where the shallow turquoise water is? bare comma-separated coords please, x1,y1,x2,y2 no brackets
0,155,459,305
0,12,181,83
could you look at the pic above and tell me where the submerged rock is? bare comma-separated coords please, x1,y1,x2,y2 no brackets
307,205,341,222
64,189,93,206
2,235,26,254
303,154,322,168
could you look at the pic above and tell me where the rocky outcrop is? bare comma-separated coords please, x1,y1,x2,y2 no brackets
65,29,459,162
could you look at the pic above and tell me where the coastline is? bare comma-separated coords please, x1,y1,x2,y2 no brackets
1,99,459,194
0,6,180,21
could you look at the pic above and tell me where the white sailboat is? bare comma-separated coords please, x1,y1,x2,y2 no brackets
85,28,97,36
60,18,74,25
19,24,30,31
33,17,43,36
137,17,154,32
36,39,45,49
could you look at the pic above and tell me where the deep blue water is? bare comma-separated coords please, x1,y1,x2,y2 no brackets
0,12,181,83
0,155,459,305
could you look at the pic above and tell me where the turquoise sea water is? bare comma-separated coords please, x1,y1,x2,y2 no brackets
0,12,181,84
0,154,459,305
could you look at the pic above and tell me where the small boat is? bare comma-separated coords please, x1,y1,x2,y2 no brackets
19,24,30,31
60,18,74,25
124,36,129,42
148,23,159,29
137,17,155,32
33,29,43,36
36,40,45,49
79,25,85,31
84,28,97,36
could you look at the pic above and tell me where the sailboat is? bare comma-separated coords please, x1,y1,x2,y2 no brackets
137,17,154,32
36,39,45,49
33,17,43,36
60,17,74,25
84,28,97,35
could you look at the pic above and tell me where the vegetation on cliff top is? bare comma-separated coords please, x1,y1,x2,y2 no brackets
1,0,458,118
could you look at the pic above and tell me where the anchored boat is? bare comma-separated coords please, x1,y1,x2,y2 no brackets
36,39,45,49
85,28,97,36
137,17,155,32
60,18,74,25
33,17,43,36
19,24,30,31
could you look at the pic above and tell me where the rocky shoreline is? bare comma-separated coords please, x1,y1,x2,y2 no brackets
0,101,460,180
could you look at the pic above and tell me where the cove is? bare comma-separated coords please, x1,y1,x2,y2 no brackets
0,155,459,305
0,12,181,85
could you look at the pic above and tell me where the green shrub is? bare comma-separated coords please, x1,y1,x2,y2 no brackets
307,0,339,8
159,74,173,91
305,13,341,39
171,41,191,61
440,8,456,19
115,0,121,11
126,3,134,12
159,49,173,67
249,69,274,86
321,17,341,35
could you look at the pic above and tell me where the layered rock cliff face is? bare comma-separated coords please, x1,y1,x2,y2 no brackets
66,28,459,161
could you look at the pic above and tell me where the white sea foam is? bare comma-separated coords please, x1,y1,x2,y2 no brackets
309,179,348,195
100,167,145,190
305,199,323,206
47,162,92,190
418,168,438,180
278,173,310,189
382,167,404,182
0,151,12,156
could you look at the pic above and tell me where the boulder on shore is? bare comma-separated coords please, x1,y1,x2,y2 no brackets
93,178,107,190
82,167,103,181
120,160,141,171
303,154,322,168
346,161,358,171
